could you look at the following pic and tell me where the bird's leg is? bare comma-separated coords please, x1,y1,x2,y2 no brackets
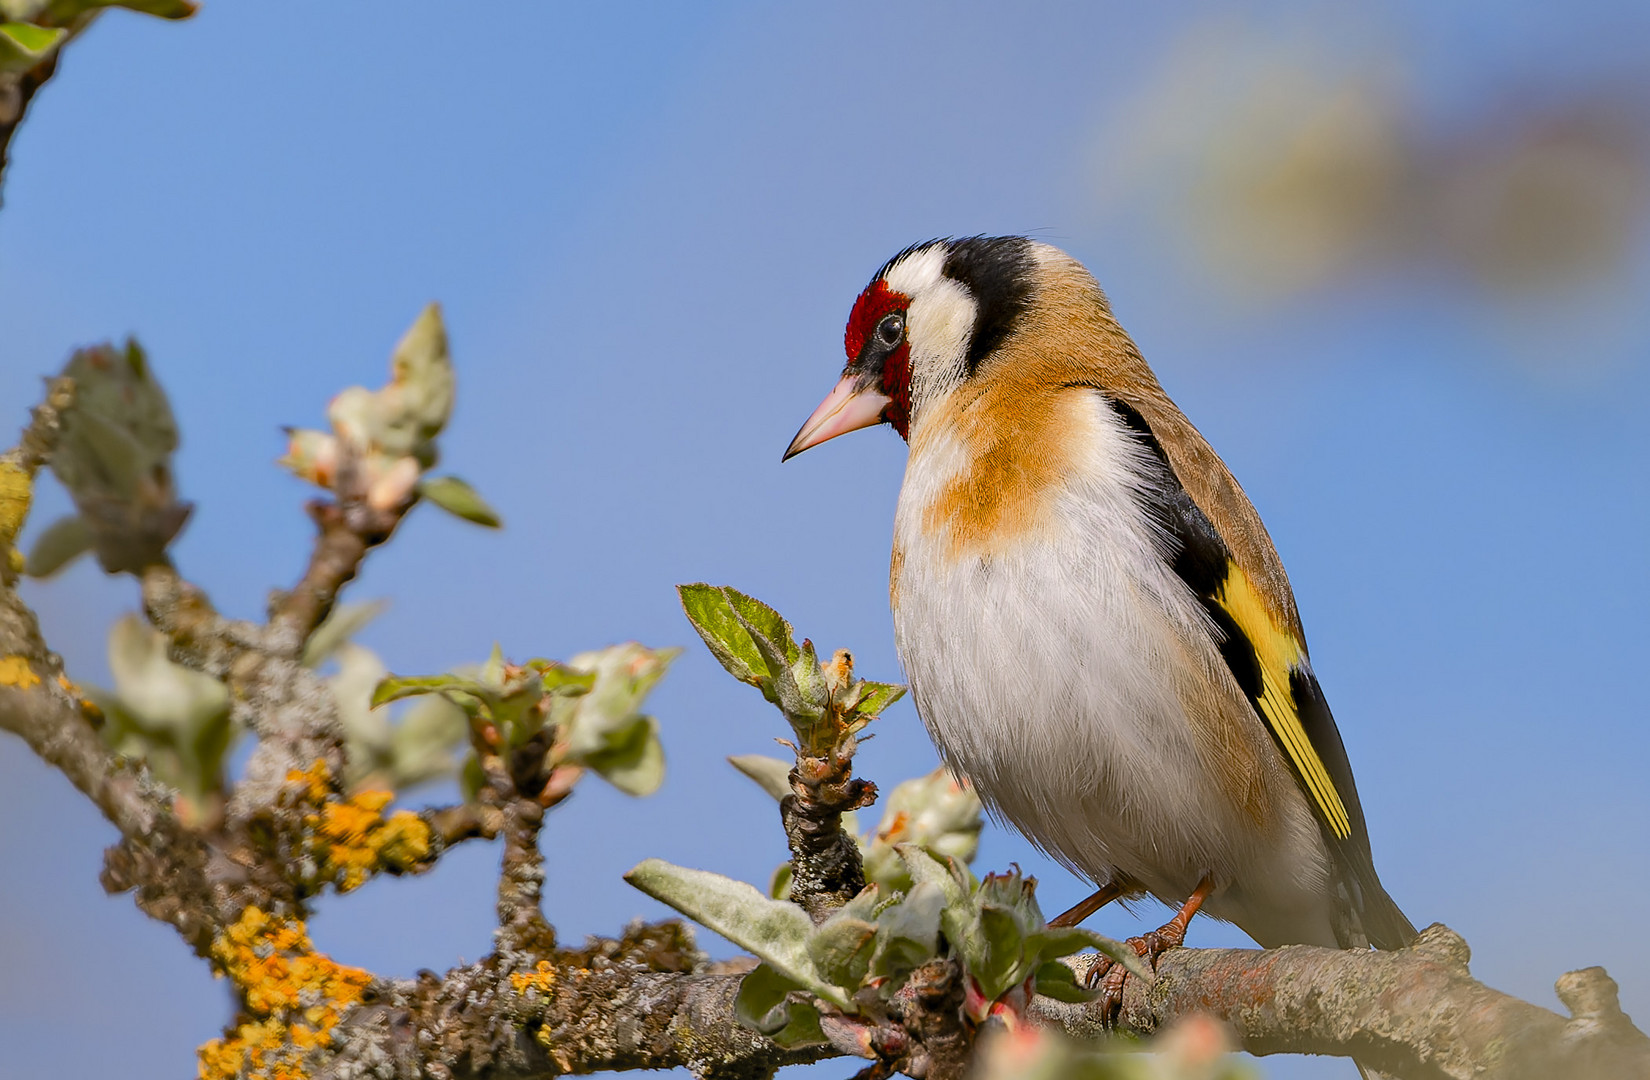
1084,876,1214,1027
1048,882,1126,928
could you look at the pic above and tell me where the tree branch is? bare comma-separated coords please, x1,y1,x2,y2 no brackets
1036,923,1650,1079
311,923,1650,1080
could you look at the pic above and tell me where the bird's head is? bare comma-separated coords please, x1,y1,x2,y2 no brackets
783,236,1039,460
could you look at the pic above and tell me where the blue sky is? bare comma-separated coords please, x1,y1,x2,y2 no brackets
2,4,1647,1078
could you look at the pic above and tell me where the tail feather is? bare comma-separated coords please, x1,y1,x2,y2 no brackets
1354,874,1417,951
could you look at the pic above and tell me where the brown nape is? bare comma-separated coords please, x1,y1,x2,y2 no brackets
998,253,1307,643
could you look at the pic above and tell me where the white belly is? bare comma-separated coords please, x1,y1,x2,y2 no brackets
889,422,1336,945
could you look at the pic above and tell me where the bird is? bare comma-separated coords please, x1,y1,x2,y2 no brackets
782,236,1415,1005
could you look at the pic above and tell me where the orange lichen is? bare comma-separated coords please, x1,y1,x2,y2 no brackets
198,906,372,1080
57,672,103,719
0,655,39,690
284,762,432,893
288,761,332,804
509,958,558,996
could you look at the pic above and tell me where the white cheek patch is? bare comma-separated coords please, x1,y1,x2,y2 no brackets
883,245,977,416
905,279,975,407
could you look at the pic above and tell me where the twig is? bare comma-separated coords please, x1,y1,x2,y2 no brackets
424,801,504,849
271,455,417,650
782,737,876,922
0,375,73,478
139,562,263,677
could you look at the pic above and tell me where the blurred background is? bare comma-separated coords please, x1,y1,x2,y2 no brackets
2,2,1648,1077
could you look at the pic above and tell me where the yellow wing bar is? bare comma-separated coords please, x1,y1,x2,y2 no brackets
1213,564,1352,840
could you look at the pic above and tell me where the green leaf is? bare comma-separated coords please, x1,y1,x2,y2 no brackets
808,912,878,990
733,963,827,1048
379,302,455,462
560,643,675,792
728,754,794,802
523,659,596,695
0,22,64,73
370,673,491,714
418,475,502,528
107,615,230,737
581,715,664,796
23,514,92,578
479,642,506,689
736,603,819,723
302,599,389,667
489,674,546,749
388,693,468,789
624,859,850,1008
1031,959,1097,1004
769,862,793,901
1026,925,1148,982
972,903,1029,1001
101,615,236,803
846,680,906,721
42,0,198,20
869,881,944,992
869,772,983,873
459,751,487,802
102,0,198,17
895,845,978,961
676,583,775,689
784,637,831,734
330,643,394,768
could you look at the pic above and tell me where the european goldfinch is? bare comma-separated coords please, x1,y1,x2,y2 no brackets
784,237,1415,978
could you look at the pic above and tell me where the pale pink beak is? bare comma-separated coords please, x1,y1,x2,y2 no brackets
783,375,892,461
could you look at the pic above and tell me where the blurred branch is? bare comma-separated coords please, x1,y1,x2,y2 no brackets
0,606,160,838
424,800,503,848
0,377,160,836
271,473,414,648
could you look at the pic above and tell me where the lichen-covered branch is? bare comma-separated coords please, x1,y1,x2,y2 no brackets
288,920,1650,1080
332,926,829,1080
1036,923,1650,1079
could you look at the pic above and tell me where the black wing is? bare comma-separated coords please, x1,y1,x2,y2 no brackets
1104,396,1415,948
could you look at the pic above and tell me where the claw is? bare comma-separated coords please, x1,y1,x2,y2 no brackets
1082,877,1213,1028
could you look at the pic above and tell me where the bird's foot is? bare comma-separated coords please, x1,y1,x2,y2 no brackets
1082,877,1213,1028
1081,918,1189,1026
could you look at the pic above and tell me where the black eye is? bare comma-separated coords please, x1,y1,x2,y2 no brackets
876,313,905,348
